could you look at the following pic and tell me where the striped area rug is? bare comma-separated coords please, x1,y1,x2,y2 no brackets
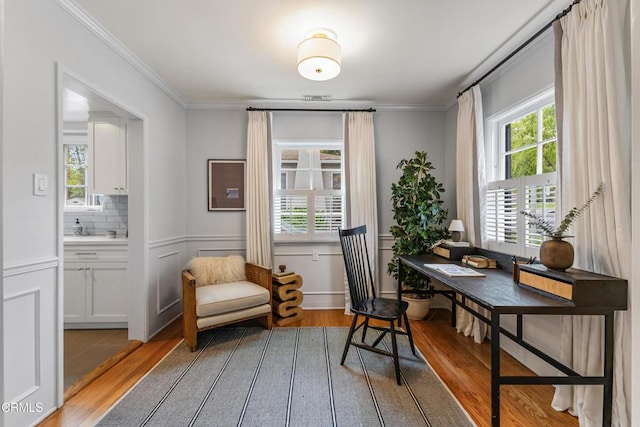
97,327,474,426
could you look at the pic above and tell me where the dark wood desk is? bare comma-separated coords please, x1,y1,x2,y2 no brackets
397,253,627,427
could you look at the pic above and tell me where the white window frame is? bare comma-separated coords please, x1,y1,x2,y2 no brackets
63,139,103,212
485,88,557,257
272,140,345,242
64,143,89,208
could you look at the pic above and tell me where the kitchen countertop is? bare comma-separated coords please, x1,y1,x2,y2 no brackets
64,235,128,245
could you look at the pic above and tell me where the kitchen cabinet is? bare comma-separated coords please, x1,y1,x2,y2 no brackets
87,116,127,195
64,240,128,328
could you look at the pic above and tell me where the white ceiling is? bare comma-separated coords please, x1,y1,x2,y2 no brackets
72,0,569,108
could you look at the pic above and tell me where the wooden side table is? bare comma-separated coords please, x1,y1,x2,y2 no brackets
271,274,304,326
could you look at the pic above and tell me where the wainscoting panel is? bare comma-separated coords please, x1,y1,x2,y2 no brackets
274,242,344,309
182,234,432,309
378,234,397,298
148,241,186,338
186,235,245,262
156,251,182,315
4,289,40,401
3,261,57,426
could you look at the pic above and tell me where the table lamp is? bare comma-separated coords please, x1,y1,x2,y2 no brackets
449,220,465,242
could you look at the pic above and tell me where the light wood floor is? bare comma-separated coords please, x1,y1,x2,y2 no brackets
40,309,578,427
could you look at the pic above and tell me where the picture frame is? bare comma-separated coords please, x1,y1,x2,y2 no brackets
207,159,246,211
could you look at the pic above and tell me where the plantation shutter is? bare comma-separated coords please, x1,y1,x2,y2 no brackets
485,172,556,255
524,180,556,248
486,181,518,245
313,193,344,234
273,194,308,236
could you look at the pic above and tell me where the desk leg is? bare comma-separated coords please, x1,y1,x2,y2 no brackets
450,292,456,327
397,260,403,328
491,312,501,427
603,311,614,426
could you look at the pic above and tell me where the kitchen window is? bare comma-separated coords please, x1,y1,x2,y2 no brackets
64,144,89,207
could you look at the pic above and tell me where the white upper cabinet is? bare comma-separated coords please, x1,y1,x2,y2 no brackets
87,115,128,195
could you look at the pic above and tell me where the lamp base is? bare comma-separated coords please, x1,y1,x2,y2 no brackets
451,231,461,242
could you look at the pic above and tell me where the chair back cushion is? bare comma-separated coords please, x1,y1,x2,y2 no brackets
188,255,247,287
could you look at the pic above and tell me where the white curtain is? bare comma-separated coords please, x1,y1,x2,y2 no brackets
344,112,378,312
455,86,488,344
551,1,631,426
246,111,273,268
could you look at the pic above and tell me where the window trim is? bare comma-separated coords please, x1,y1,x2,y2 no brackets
485,88,557,257
272,139,345,242
486,88,556,183
63,143,89,208
63,143,103,212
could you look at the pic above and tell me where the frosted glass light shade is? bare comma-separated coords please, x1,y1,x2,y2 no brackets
297,31,341,81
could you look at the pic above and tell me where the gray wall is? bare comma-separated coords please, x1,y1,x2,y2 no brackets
185,108,449,307
481,32,555,119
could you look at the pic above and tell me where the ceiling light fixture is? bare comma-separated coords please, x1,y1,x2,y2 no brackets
297,29,341,81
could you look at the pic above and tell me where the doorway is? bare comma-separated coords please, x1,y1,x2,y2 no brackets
57,70,146,402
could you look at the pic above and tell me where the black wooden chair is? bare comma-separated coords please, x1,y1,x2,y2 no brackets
339,225,416,385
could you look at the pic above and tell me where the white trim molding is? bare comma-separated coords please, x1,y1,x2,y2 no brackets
149,236,186,249
156,251,181,315
3,258,59,278
3,288,42,402
53,0,187,108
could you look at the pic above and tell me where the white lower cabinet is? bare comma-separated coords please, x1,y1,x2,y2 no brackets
64,242,128,327
63,262,87,323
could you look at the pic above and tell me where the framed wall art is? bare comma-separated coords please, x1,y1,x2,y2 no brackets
207,159,246,211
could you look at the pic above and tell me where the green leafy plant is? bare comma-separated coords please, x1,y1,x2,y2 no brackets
520,182,604,238
387,151,449,298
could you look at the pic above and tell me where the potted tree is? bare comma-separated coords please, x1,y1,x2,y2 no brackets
387,151,449,320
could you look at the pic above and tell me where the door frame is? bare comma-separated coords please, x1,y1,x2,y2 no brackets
55,64,148,406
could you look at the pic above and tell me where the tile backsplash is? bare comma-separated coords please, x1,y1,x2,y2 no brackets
64,195,128,237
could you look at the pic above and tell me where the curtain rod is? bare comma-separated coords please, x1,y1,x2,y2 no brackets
246,107,376,112
457,0,581,99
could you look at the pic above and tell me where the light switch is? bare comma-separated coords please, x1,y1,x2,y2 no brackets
33,173,48,196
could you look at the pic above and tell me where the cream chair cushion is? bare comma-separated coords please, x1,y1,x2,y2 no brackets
195,281,270,318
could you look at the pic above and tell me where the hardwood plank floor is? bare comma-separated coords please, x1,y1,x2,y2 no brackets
39,309,577,426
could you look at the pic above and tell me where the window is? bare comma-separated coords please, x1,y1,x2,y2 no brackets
273,141,345,241
485,90,557,256
64,144,89,207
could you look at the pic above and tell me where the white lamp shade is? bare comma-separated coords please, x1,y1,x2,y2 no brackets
297,32,341,81
448,219,465,232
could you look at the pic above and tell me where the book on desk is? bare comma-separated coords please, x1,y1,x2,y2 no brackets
423,264,486,277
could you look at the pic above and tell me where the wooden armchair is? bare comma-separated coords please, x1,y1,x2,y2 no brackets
182,257,272,351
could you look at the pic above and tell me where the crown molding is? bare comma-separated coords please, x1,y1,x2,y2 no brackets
54,0,187,108
443,97,458,111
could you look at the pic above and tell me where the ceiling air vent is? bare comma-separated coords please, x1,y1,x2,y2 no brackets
303,95,332,101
